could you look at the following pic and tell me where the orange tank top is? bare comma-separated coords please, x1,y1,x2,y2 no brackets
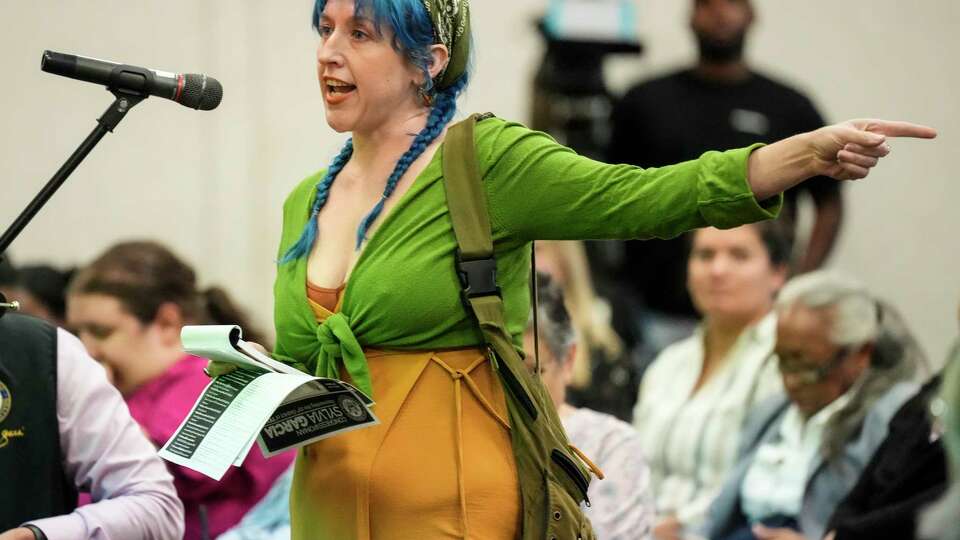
306,281,345,313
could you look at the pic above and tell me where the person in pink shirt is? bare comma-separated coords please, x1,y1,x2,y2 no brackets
65,240,295,540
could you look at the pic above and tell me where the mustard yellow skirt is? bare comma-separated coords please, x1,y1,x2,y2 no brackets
290,348,521,540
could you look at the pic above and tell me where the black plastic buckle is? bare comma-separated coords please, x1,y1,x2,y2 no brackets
455,250,501,306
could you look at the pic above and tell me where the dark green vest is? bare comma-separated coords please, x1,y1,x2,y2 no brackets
0,314,76,530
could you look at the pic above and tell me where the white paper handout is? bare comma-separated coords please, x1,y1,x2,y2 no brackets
159,325,378,480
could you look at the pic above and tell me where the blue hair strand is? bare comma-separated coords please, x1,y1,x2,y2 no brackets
280,138,354,263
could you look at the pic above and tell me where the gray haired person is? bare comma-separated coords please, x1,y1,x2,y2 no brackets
523,273,656,540
702,271,924,540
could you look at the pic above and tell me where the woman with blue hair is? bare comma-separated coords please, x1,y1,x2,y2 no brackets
262,1,936,538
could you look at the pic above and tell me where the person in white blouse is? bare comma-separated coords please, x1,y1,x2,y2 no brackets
632,220,791,540
703,271,923,540
524,273,656,540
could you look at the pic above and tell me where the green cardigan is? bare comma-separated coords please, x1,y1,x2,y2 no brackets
273,117,781,397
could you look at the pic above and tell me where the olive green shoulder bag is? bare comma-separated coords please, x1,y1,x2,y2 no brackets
442,113,600,540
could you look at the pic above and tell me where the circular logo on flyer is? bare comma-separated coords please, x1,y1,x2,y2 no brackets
0,379,11,425
338,395,367,422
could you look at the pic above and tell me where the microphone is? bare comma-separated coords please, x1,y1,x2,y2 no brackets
41,50,223,111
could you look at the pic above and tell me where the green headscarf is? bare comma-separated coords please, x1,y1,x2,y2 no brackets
421,0,471,89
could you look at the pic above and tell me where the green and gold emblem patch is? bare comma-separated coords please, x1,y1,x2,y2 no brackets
0,379,11,424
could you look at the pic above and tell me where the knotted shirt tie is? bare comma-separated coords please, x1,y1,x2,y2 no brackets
313,312,374,398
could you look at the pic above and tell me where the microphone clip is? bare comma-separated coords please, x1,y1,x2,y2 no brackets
98,89,146,133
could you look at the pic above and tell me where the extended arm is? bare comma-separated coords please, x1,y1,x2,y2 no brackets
481,119,933,243
482,120,781,242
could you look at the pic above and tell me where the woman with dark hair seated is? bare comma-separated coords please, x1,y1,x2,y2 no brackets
7,264,75,327
66,241,294,540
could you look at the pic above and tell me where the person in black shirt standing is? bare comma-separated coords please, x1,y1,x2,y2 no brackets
607,0,844,365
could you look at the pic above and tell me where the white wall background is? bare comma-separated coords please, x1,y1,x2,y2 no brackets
1,1,957,362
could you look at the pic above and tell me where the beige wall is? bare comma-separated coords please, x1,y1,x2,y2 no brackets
2,1,957,362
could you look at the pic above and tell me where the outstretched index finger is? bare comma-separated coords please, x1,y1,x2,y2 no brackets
859,120,938,139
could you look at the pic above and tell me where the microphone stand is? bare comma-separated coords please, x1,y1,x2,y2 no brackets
0,88,146,319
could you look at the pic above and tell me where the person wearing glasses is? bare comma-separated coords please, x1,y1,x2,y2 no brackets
702,271,924,540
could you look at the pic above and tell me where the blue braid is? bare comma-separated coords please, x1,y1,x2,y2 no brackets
354,75,468,248
279,139,354,263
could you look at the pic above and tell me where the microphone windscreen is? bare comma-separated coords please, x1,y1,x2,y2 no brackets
181,74,223,111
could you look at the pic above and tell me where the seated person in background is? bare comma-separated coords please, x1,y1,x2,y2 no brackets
0,256,16,299
4,264,75,327
919,331,960,540
633,220,790,539
821,305,946,540
0,312,183,540
703,271,923,540
535,240,637,421
524,273,655,540
217,466,294,540
65,241,295,540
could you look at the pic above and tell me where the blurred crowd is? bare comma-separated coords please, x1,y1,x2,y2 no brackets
0,1,956,540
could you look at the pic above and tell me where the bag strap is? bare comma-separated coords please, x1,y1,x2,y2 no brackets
442,113,495,262
442,113,543,383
